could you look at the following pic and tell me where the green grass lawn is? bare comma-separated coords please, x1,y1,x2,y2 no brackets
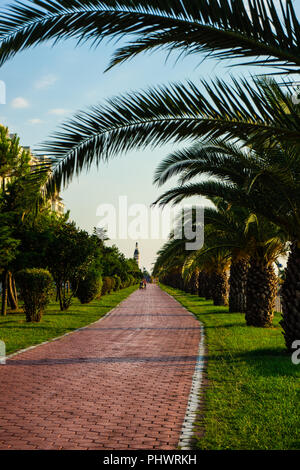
161,284,300,450
0,286,137,356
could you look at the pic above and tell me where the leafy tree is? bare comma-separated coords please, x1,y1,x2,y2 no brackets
0,164,60,314
0,216,20,315
0,125,30,190
46,222,98,310
0,127,33,315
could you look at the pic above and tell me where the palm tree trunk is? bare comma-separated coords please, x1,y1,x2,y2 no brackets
280,242,300,351
190,271,198,294
229,259,248,313
211,271,229,306
204,272,213,300
245,259,277,327
198,271,206,297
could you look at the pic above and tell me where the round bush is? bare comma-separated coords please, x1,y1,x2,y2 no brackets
113,275,122,291
110,277,116,292
16,268,53,322
128,274,135,286
101,276,114,295
77,272,102,304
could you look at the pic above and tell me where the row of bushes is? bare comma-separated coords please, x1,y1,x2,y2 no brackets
16,268,140,323
78,273,138,302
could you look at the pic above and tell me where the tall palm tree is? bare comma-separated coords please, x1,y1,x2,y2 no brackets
153,211,231,305
0,0,298,71
183,243,231,306
197,269,213,300
154,142,288,327
244,214,286,326
201,199,250,313
153,238,187,290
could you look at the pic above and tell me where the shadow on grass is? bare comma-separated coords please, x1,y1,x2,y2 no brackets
1,325,78,331
203,322,247,329
222,347,297,378
6,311,24,316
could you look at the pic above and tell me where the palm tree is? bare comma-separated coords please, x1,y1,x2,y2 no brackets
201,199,250,313
154,143,288,327
243,214,287,326
184,244,231,306
153,238,187,290
0,0,298,71
197,270,213,300
153,212,231,305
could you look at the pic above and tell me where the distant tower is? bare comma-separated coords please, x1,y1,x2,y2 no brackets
134,242,140,267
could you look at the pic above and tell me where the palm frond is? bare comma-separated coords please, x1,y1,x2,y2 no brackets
154,178,294,236
0,0,299,71
39,77,300,193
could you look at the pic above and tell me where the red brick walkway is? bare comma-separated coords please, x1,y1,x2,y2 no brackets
0,284,200,450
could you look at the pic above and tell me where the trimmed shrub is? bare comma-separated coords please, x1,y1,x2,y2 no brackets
113,275,122,291
77,271,102,304
121,276,130,288
16,268,53,322
128,274,135,286
110,277,116,292
101,276,114,295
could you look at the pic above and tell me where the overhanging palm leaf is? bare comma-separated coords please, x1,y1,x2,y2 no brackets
154,139,300,202
154,177,294,234
0,0,299,72
39,77,300,192
153,138,300,237
153,139,254,186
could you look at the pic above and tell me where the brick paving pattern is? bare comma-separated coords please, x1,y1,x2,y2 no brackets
0,284,201,450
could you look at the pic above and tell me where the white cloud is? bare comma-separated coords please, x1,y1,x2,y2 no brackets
11,97,29,109
48,108,69,115
28,118,43,124
35,74,58,89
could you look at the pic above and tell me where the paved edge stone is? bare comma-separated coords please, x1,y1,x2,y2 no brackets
161,288,205,451
177,322,205,450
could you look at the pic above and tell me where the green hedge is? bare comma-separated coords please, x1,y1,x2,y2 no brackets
77,271,102,304
101,276,115,295
16,268,53,322
113,275,122,291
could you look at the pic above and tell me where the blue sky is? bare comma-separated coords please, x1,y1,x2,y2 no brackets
0,0,299,270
